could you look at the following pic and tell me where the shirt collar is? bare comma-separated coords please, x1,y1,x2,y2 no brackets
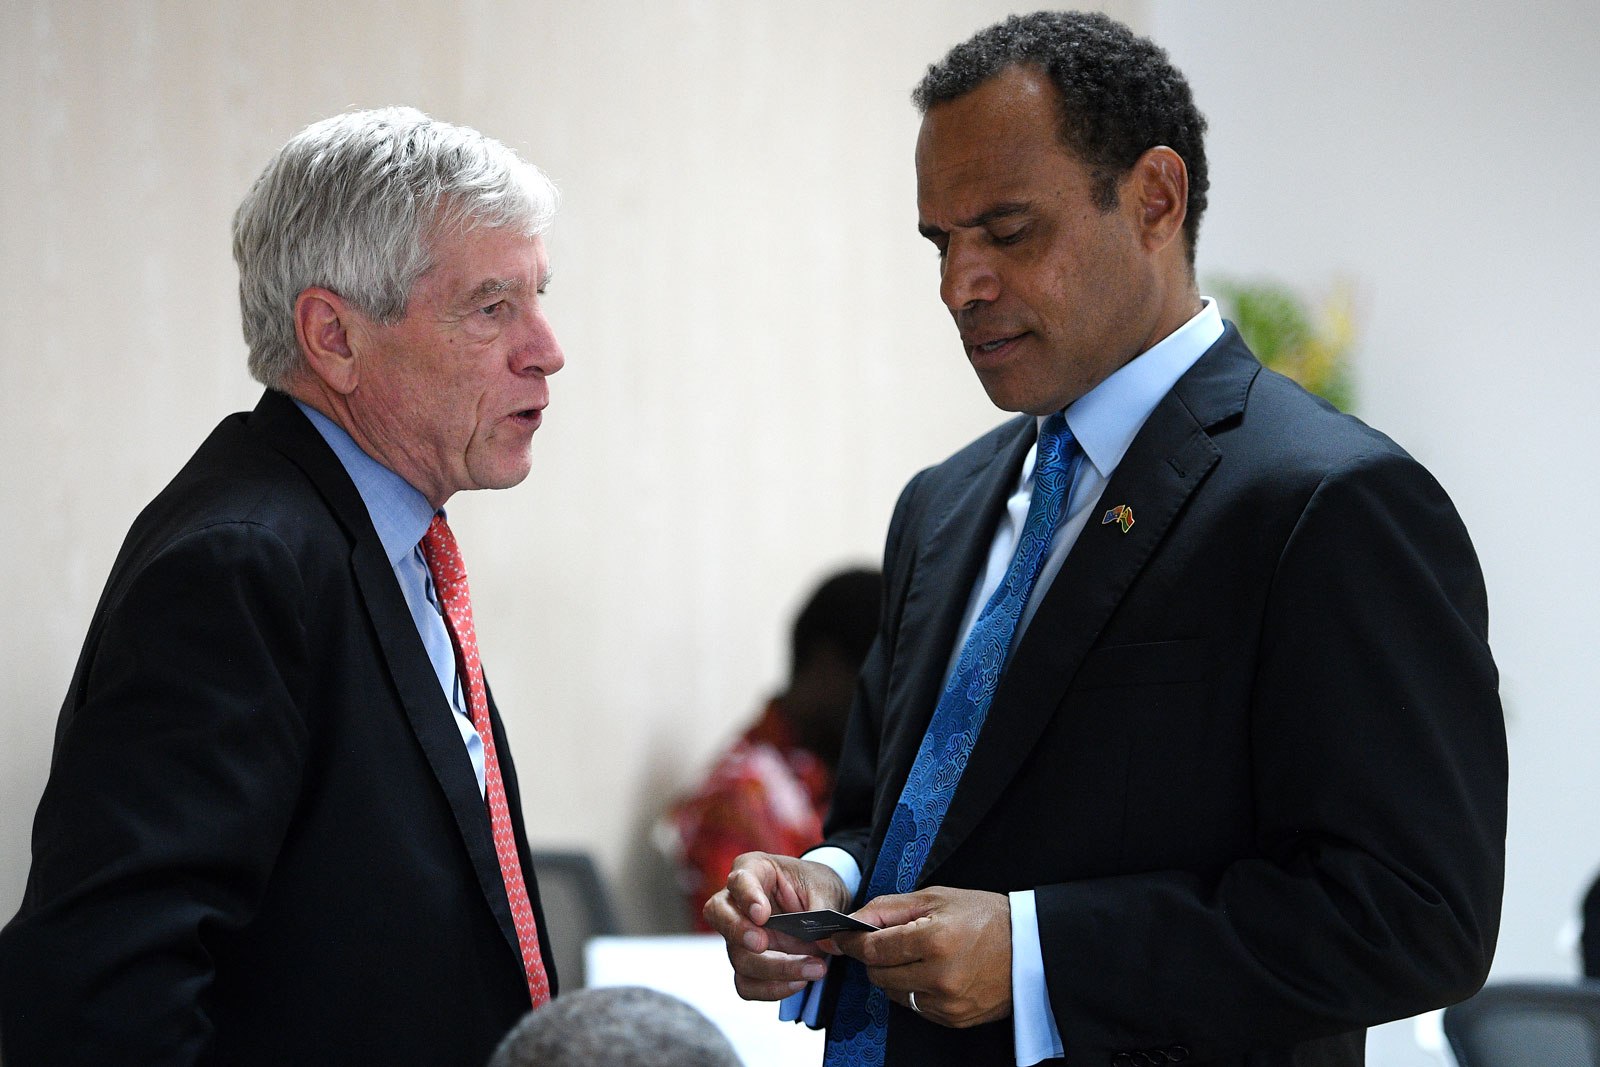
1046,297,1224,478
293,399,437,566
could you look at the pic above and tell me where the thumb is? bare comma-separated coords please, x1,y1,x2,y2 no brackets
854,891,935,929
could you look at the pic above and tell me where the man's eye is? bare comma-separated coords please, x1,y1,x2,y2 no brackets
993,228,1028,246
480,300,505,317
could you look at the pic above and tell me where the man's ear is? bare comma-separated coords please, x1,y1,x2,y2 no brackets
294,287,362,395
1128,146,1189,255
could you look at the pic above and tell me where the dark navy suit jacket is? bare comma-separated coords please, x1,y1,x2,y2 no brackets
820,328,1506,1066
0,390,554,1065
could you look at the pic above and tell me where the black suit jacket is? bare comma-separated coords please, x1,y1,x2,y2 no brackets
0,390,555,1066
1582,873,1600,979
820,328,1506,1066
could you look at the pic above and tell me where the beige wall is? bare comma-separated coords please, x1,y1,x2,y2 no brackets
9,9,1597,1057
0,0,1144,933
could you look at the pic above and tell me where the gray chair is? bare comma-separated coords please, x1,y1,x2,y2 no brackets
529,850,620,990
1443,980,1600,1067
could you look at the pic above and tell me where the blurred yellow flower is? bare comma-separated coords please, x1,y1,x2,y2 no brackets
1209,278,1357,412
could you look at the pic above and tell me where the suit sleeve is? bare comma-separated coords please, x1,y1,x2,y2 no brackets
1036,449,1507,1061
0,522,313,1066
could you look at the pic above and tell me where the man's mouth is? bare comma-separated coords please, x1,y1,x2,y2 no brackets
966,332,1026,360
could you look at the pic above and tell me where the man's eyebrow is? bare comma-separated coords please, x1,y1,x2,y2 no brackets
465,277,524,303
917,202,1032,239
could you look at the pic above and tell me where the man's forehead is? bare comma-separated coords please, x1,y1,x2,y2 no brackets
915,136,1052,226
918,105,1059,182
427,227,548,289
915,86,1083,227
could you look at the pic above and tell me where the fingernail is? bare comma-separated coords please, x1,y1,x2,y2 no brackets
801,962,827,980
743,931,763,951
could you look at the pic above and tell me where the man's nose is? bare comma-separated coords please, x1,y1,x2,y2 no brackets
939,238,1000,311
513,306,565,375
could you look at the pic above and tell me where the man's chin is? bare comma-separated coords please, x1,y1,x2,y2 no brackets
467,454,535,493
977,374,1044,417
976,370,1075,417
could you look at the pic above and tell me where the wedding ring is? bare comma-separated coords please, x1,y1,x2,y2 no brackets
908,990,923,1015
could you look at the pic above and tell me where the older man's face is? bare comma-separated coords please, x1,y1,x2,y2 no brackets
345,225,563,507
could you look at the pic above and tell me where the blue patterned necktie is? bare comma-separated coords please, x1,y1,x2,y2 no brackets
823,413,1080,1067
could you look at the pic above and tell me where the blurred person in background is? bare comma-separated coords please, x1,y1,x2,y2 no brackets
670,568,883,929
487,986,743,1067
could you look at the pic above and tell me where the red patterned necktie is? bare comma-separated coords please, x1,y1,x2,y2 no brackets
420,514,550,1008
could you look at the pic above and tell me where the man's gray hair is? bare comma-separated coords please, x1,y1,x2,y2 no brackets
232,106,559,390
486,987,743,1067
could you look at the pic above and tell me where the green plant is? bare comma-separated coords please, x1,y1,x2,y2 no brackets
1208,278,1356,412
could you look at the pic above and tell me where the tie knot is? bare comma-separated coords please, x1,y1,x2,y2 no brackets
420,514,466,590
1036,412,1075,476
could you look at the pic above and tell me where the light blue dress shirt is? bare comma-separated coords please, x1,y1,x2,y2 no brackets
294,400,487,796
783,300,1224,1064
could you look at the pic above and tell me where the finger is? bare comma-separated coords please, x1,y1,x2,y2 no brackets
703,888,762,945
724,865,775,923
829,929,868,956
837,916,934,968
853,890,936,929
754,924,838,957
862,957,939,995
708,889,836,958
892,987,961,1028
729,946,831,985
869,964,1011,1030
733,973,812,1002
770,875,808,916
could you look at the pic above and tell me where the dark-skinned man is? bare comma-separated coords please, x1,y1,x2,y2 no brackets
705,12,1506,1067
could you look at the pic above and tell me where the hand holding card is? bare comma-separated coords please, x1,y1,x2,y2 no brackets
764,909,881,941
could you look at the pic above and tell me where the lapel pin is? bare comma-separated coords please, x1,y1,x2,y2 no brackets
1101,504,1135,533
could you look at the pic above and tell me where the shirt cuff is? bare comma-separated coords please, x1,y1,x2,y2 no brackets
801,846,863,898
778,846,864,1026
1010,889,1064,1065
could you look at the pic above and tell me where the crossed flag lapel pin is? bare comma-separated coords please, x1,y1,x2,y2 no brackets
1101,504,1135,533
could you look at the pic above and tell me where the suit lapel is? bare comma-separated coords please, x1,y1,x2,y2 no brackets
871,419,1036,836
918,331,1259,882
349,544,526,960
248,391,525,961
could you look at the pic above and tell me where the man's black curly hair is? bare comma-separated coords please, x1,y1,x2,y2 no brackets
913,11,1209,266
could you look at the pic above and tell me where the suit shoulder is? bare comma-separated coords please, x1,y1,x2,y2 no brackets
1228,366,1425,483
116,412,349,581
884,414,1030,532
1195,367,1478,563
913,415,1032,491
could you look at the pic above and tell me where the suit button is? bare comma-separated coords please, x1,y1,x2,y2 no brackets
1167,1048,1189,1062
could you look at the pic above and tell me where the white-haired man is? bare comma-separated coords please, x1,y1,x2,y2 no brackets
0,108,565,1066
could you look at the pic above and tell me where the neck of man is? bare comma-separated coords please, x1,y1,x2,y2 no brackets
283,376,449,510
